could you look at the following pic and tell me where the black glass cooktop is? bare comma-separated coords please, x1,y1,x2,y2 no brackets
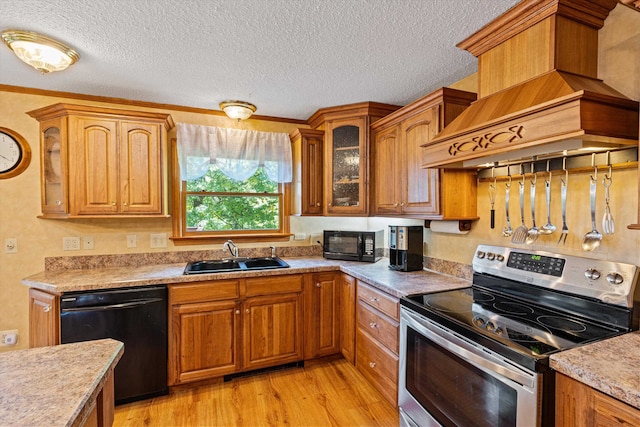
401,285,624,370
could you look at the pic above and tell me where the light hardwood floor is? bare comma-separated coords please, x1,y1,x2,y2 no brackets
114,356,399,426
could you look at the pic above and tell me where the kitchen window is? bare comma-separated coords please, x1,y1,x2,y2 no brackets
171,124,292,243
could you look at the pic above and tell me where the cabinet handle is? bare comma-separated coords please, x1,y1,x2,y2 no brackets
55,200,62,206
123,202,128,206
370,297,379,303
245,309,250,314
369,322,377,329
369,362,376,368
394,203,398,207
316,203,321,207
316,283,321,288
235,310,240,315
401,202,405,206
42,305,51,313
111,202,116,206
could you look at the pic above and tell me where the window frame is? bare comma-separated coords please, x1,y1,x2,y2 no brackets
170,138,291,244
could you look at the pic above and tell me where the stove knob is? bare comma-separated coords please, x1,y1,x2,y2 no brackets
486,322,495,332
584,268,601,280
477,251,486,259
494,327,504,336
473,317,485,327
496,254,505,262
606,272,624,285
487,253,496,261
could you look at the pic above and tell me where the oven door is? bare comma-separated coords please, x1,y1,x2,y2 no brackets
399,307,542,427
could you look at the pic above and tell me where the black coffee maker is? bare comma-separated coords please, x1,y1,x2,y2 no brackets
388,225,423,271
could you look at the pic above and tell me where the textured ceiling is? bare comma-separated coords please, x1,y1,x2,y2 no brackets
0,0,519,120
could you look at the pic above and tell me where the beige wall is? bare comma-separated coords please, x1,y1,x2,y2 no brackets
0,4,638,352
424,4,640,266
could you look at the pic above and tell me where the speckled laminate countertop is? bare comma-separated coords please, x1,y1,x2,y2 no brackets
21,257,471,297
0,339,124,427
550,331,640,410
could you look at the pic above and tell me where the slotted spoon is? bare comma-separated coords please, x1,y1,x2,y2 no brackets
582,173,602,251
525,173,539,244
511,177,528,244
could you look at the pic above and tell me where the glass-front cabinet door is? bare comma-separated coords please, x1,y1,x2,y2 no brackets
325,117,367,215
40,117,68,217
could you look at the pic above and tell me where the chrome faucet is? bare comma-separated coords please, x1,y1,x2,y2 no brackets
223,240,238,258
270,245,276,258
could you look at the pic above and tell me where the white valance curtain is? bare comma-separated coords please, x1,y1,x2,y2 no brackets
177,123,292,183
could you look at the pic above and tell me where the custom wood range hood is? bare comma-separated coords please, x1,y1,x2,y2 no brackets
422,0,639,168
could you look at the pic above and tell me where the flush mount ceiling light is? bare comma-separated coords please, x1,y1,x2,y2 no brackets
219,101,257,121
1,29,79,73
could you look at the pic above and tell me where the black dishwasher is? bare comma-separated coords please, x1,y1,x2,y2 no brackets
60,286,168,404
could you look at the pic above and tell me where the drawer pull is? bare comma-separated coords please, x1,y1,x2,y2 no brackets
370,297,379,303
369,362,376,368
42,305,51,313
245,309,250,314
369,322,378,329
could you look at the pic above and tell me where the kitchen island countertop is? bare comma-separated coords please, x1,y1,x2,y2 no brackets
21,256,471,297
550,331,640,410
0,338,123,426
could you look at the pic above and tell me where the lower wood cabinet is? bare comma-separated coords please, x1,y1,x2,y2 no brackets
355,280,400,406
168,275,304,386
304,272,341,359
29,288,59,347
340,273,357,364
556,372,640,426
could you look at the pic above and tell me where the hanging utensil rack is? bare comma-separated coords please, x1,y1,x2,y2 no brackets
477,146,637,181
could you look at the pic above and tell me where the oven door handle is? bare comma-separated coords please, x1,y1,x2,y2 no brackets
402,309,536,389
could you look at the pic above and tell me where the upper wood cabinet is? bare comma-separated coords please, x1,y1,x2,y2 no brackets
27,103,174,218
308,102,400,216
371,88,478,219
290,128,324,216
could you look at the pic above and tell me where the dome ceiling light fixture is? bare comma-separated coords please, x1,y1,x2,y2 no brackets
219,100,257,121
1,29,79,73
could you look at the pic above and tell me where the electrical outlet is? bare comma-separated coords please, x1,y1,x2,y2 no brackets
127,234,137,248
4,238,17,253
0,329,18,347
63,237,81,251
294,233,307,241
150,233,167,248
83,236,94,250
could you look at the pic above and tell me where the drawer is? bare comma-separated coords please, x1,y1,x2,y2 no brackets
356,328,398,407
245,274,303,297
169,280,240,305
357,301,399,355
357,281,399,321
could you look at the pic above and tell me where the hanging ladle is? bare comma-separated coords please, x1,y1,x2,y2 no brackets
540,160,556,235
582,153,602,251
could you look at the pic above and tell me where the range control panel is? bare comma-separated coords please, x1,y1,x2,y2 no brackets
473,245,640,308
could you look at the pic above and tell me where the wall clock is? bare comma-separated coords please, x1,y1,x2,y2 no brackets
0,126,32,179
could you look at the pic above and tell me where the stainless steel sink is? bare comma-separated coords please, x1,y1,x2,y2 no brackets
184,257,289,274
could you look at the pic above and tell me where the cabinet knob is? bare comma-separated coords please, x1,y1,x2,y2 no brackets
245,309,250,314
55,200,62,206
111,202,116,206
394,203,398,207
316,283,321,288
123,202,128,206
235,310,240,315
42,305,51,313
369,322,377,329
316,203,321,207
369,362,376,369
401,202,405,206
370,297,379,303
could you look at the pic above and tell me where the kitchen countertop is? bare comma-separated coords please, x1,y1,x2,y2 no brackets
22,257,471,297
550,331,640,410
0,339,124,426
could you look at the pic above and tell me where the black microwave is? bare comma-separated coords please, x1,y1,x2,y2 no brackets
322,230,384,262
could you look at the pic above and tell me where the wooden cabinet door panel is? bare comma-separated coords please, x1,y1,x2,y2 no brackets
170,300,240,385
372,125,401,215
402,107,440,215
304,272,340,359
29,289,59,347
243,293,303,371
303,132,324,215
340,274,357,364
119,121,162,214
69,117,119,215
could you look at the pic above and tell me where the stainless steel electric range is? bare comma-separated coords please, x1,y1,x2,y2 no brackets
399,245,640,427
